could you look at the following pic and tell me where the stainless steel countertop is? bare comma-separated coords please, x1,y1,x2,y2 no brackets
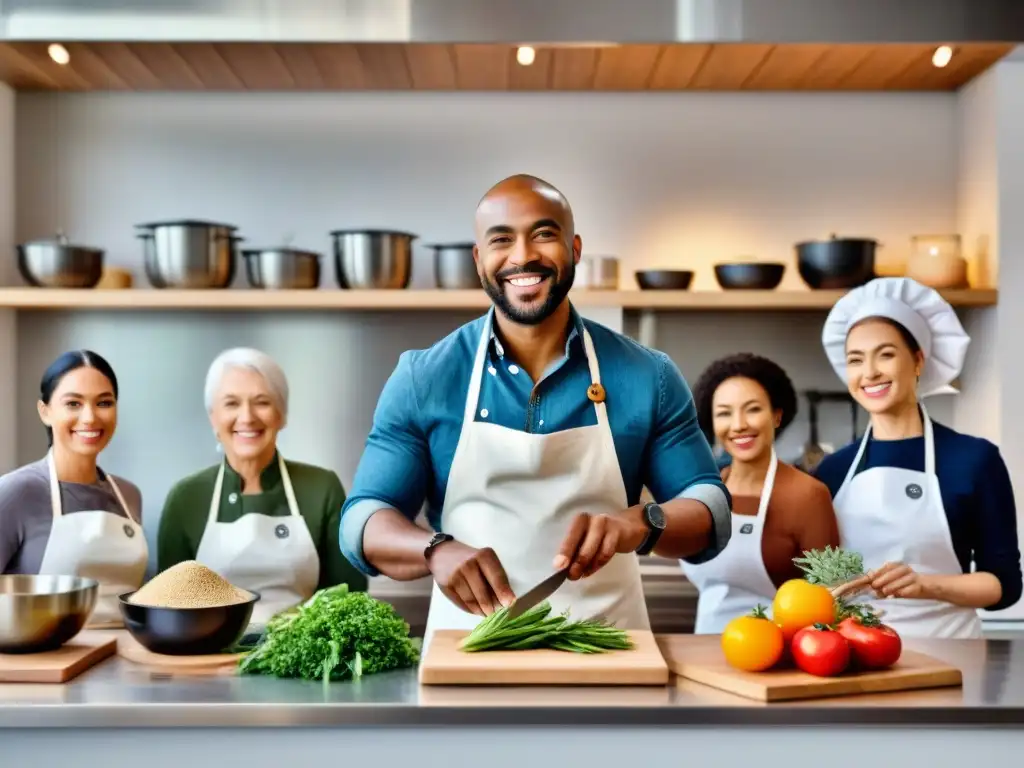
1,636,1023,728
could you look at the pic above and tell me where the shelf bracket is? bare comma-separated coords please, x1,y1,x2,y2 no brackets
638,309,658,349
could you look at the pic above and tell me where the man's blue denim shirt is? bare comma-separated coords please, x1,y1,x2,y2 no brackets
340,305,732,576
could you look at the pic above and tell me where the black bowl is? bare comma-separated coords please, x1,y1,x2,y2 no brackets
714,262,786,290
795,238,876,289
118,591,260,656
635,270,694,290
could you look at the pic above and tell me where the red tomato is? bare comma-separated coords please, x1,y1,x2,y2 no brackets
791,624,850,677
837,615,902,670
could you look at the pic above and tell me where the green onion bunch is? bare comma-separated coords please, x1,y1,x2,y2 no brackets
459,601,634,654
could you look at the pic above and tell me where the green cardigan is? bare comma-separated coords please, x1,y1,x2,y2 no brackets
156,454,367,593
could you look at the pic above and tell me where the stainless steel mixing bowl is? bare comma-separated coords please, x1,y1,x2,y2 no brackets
0,575,98,654
17,237,105,288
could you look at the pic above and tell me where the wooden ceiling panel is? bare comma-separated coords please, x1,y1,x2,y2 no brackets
404,45,457,90
508,47,553,90
742,44,830,89
550,48,599,90
647,44,712,89
126,43,204,90
452,44,509,90
592,45,662,90
835,44,930,90
689,44,774,89
0,42,1011,93
215,43,295,90
273,44,326,89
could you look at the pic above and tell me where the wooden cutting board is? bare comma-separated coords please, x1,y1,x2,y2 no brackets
657,634,963,702
418,629,669,685
116,631,244,676
0,631,117,683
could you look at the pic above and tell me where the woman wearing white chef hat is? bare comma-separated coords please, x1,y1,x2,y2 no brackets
815,277,1021,638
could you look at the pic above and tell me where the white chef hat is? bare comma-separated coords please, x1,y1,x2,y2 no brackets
821,277,970,397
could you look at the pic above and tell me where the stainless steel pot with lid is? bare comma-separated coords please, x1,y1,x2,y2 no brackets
331,229,416,289
136,219,240,289
17,233,105,288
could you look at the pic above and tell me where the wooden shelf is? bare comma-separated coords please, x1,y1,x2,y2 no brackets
0,288,998,311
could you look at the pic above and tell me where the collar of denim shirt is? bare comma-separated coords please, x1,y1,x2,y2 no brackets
485,303,588,380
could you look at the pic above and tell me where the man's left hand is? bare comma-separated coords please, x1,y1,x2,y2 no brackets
552,510,648,581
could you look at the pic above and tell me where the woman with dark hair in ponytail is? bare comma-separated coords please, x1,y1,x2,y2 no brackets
0,350,145,628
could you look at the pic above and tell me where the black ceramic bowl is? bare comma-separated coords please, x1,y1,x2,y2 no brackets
714,262,786,290
795,238,877,289
635,270,694,290
118,590,260,656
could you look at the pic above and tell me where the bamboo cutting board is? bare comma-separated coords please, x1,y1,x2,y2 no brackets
419,629,669,685
657,635,963,702
115,631,244,677
0,631,117,683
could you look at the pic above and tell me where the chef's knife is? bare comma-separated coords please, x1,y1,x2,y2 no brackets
505,568,569,620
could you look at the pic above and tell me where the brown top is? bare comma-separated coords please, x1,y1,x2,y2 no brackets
722,460,840,589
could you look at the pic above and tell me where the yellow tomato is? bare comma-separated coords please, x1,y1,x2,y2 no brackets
721,605,785,672
772,579,836,641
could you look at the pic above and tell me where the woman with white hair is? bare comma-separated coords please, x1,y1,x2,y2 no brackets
157,347,366,624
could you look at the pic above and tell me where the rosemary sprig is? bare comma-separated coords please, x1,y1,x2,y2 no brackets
792,545,865,587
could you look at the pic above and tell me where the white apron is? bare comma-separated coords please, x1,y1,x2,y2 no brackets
195,453,320,626
833,404,982,639
422,317,650,648
680,446,779,634
38,450,148,629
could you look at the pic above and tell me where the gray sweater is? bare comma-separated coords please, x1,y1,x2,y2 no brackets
0,458,143,574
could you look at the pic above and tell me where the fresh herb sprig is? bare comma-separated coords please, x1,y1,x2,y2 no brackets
459,601,634,654
792,546,882,622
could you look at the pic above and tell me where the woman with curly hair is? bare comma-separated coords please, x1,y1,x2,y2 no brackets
681,353,840,633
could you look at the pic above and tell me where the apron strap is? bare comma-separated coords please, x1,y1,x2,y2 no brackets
920,403,936,477
207,455,302,524
278,453,302,518
580,327,609,430
104,474,138,524
464,312,610,429
46,449,137,523
843,422,873,487
754,446,778,523
462,312,494,424
207,461,226,525
46,450,62,519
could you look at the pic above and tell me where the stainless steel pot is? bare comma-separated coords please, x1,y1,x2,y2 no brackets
428,242,480,289
243,248,321,289
576,255,619,290
136,219,240,289
0,575,98,653
17,234,104,288
331,229,415,289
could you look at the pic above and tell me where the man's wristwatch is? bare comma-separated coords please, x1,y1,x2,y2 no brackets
424,532,454,565
634,502,666,556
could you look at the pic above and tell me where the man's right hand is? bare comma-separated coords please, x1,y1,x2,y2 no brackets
427,540,516,616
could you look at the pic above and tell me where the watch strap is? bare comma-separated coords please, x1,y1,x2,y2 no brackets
424,532,454,562
635,502,665,556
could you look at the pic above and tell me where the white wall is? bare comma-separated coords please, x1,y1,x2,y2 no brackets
10,90,965,571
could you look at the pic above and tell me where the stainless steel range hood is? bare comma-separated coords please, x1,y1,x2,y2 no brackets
2,0,1023,44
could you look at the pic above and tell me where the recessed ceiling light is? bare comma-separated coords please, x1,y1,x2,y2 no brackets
516,46,536,66
932,45,953,68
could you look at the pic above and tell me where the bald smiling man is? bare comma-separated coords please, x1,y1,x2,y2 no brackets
340,175,731,644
